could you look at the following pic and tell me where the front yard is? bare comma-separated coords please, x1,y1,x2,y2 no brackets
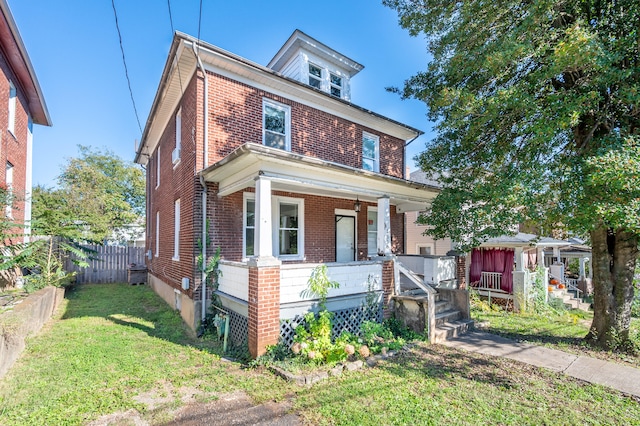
0,283,638,425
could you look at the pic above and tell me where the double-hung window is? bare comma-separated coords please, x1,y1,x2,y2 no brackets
172,108,181,165
367,207,378,257
362,132,380,172
173,199,180,260
330,73,342,98
308,63,322,89
243,194,303,259
263,99,290,151
8,81,16,135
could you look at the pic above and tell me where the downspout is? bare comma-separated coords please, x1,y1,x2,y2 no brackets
193,41,210,323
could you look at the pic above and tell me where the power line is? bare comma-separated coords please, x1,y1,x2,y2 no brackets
111,0,143,135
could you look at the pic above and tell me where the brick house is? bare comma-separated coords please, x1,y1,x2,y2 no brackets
135,30,439,357
0,0,50,246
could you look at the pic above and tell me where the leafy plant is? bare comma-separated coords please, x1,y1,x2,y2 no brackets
301,264,339,310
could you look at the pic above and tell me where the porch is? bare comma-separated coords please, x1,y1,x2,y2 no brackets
200,143,439,357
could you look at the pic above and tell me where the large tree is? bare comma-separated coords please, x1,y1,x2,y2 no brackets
385,0,639,349
38,145,146,243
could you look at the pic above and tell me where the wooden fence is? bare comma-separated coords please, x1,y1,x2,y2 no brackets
65,245,146,284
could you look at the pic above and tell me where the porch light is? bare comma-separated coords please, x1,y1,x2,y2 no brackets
354,197,361,213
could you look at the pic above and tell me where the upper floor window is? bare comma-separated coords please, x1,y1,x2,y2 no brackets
330,73,342,98
172,109,181,165
362,132,380,172
8,82,16,135
308,64,322,89
263,99,290,151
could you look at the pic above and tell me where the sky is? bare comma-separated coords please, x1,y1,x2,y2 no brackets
10,0,435,187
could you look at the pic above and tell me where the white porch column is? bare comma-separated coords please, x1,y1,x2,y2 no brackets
536,247,545,269
553,247,561,263
377,196,391,256
514,247,525,272
579,257,587,280
254,176,273,258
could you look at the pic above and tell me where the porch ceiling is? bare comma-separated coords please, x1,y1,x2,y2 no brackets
200,143,439,212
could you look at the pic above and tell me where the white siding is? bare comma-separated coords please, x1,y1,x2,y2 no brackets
218,261,249,302
279,53,302,82
280,261,382,305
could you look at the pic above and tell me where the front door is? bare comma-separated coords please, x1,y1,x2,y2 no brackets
336,215,355,262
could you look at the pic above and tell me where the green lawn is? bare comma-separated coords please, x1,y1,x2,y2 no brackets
1,283,638,425
471,303,640,367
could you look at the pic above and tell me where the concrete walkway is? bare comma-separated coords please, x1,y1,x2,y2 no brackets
441,331,640,398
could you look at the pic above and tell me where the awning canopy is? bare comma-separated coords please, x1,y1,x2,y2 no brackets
479,232,569,249
200,143,439,213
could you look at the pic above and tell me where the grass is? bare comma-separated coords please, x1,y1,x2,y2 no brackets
1,283,639,425
471,301,640,367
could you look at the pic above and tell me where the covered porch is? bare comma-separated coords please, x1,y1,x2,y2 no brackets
199,143,438,357
468,233,568,311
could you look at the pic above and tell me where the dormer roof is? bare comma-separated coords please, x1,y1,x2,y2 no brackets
268,30,364,77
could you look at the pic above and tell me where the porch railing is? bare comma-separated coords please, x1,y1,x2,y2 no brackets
479,272,502,290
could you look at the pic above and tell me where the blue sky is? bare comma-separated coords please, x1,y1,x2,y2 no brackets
11,0,434,186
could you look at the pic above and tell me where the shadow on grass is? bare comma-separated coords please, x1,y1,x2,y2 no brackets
60,283,225,355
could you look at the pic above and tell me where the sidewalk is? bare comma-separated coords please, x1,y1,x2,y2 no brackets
441,331,640,398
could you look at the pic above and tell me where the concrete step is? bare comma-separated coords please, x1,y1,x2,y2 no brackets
435,309,461,327
434,300,452,314
433,319,474,344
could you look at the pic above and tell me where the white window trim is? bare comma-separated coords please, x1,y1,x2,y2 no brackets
308,63,323,89
8,81,16,136
363,132,380,173
262,98,291,151
155,147,160,189
329,72,342,98
417,243,435,256
242,193,255,259
273,196,304,260
173,108,181,167
242,193,304,261
173,199,180,260
155,211,159,257
367,206,378,256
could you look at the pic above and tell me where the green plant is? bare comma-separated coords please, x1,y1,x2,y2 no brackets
301,264,339,310
362,273,380,318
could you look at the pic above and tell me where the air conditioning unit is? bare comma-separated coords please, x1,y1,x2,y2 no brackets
172,147,181,164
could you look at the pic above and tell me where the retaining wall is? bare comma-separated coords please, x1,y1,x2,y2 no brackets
0,286,65,378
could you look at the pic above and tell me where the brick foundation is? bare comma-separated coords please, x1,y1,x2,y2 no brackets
382,259,395,319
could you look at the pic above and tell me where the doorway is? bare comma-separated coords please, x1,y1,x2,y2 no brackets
336,215,356,262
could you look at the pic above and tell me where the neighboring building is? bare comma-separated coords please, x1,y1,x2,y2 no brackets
405,170,452,255
135,30,439,357
0,0,51,242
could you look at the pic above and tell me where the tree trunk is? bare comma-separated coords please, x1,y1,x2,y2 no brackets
586,226,639,350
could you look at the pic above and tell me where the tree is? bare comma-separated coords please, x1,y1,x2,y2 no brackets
385,0,639,350
50,145,145,243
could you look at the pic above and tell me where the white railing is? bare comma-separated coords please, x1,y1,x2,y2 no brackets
479,272,502,291
565,277,583,298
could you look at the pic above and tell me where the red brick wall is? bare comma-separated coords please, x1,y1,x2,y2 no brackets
146,72,203,297
248,264,280,358
0,49,33,235
382,260,395,318
206,73,405,178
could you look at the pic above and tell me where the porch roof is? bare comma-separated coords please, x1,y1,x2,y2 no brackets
199,143,439,213
479,232,568,249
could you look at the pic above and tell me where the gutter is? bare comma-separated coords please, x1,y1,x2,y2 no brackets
193,40,210,324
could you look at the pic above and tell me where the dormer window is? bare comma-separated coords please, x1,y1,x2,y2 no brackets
330,73,342,98
308,64,322,89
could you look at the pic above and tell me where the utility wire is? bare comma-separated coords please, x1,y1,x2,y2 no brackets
111,0,143,134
